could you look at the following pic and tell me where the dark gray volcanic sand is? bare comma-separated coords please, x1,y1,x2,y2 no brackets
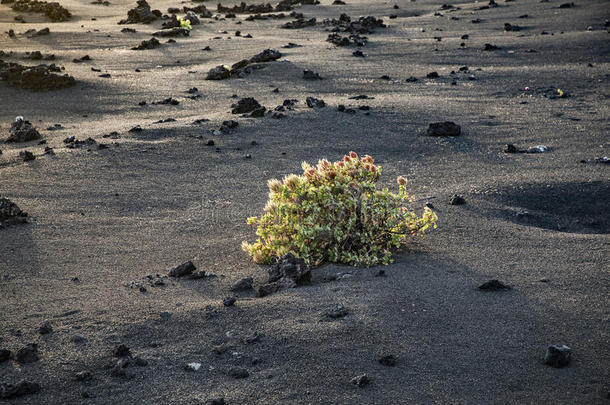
0,0,609,404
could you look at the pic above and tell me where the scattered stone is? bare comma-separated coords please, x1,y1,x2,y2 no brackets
223,296,236,306
153,28,190,37
268,253,310,285
504,23,522,31
7,0,71,21
19,150,35,161
39,321,52,335
185,362,201,371
220,120,238,132
227,366,249,379
118,0,161,24
325,305,348,319
0,60,74,90
207,398,226,405
0,199,28,228
303,70,323,80
132,37,160,50
426,71,439,78
6,117,41,143
450,195,466,205
231,277,253,291
74,371,92,381
484,43,500,51
405,76,418,82
306,96,325,108
73,333,87,344
258,277,296,297
478,279,510,291
206,49,281,80
168,261,196,278
0,381,40,400
545,345,571,367
426,121,461,137
351,373,369,387
160,311,172,319
282,17,316,29
504,144,549,154
113,344,131,357
232,97,262,114
379,355,397,366
0,349,11,362
15,343,38,363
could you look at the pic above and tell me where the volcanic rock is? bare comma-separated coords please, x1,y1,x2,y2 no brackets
169,261,196,277
478,279,510,291
426,121,461,137
0,61,75,90
231,277,253,291
132,37,160,50
544,345,571,368
6,117,41,143
231,98,261,114
15,343,38,363
0,381,40,400
118,0,161,24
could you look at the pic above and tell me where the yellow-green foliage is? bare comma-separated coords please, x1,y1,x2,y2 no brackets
177,16,192,30
242,152,437,267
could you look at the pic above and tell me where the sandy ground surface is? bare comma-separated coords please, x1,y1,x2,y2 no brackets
0,0,609,403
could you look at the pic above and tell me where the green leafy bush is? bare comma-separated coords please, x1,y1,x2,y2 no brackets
242,152,437,267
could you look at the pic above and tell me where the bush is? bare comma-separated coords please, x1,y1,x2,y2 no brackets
242,152,437,267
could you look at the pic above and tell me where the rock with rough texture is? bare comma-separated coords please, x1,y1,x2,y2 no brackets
0,349,11,362
379,355,397,366
206,65,231,80
303,70,323,80
232,98,262,114
6,117,41,143
0,61,75,90
8,0,71,21
258,277,297,297
113,344,131,357
426,121,461,137
450,195,466,205
478,279,510,291
227,366,249,379
249,49,281,63
169,261,196,277
0,381,40,400
15,344,39,363
38,321,53,335
306,96,326,108
231,277,253,291
118,0,160,24
268,253,310,284
351,373,369,387
325,305,348,319
545,345,571,368
131,37,160,50
0,198,28,228
152,28,190,37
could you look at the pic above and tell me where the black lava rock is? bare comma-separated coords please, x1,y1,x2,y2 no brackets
426,121,461,137
478,279,510,291
544,345,571,367
169,261,196,277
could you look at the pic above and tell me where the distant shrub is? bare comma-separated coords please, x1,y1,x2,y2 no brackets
242,152,437,267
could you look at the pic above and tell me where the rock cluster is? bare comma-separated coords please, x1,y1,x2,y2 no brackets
0,61,75,90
